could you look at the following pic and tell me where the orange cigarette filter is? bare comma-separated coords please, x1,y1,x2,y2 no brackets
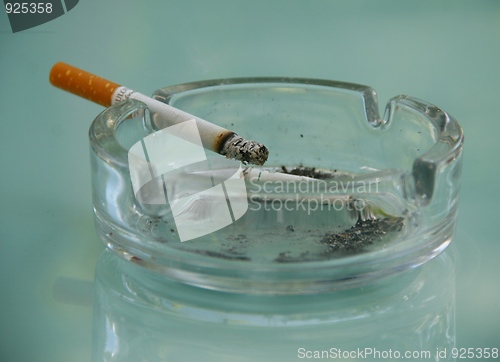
50,62,270,165
49,62,120,107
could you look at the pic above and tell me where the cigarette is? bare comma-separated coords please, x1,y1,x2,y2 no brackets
243,168,317,182
188,167,319,183
49,62,269,165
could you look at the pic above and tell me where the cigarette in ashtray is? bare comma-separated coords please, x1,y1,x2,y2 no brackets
49,62,269,165
187,166,319,183
244,168,318,182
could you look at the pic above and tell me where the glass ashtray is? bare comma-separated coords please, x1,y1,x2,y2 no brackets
89,78,463,294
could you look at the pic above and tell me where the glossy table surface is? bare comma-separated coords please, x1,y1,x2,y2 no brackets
1,1,499,361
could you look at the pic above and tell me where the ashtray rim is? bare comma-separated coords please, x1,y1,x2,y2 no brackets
89,77,464,294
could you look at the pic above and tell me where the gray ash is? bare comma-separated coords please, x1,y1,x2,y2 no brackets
221,134,269,165
321,217,405,254
280,166,337,179
179,216,405,263
192,249,251,261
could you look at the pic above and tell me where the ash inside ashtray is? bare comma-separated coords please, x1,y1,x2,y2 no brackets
162,166,408,263
279,165,348,179
320,217,405,254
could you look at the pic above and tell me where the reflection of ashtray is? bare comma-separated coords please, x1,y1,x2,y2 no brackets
90,78,464,293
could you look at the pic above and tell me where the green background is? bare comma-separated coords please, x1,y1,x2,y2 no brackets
1,1,499,360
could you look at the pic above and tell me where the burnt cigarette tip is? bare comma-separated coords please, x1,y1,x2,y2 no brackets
220,134,269,166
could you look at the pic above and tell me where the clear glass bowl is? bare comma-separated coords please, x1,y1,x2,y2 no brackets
89,78,464,294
